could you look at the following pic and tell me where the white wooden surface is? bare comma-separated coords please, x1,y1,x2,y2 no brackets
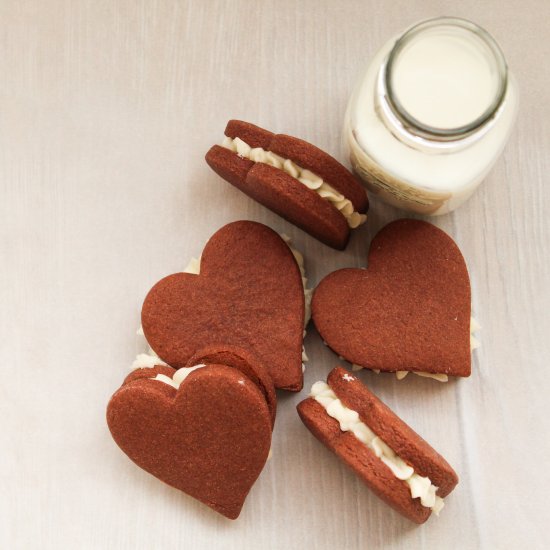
2,1,549,548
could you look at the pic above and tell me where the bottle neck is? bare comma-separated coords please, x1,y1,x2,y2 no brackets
375,17,508,154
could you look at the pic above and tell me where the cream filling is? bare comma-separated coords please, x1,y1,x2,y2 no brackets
221,136,367,229
470,317,481,350
311,380,444,515
280,234,312,327
351,316,481,382
132,351,167,370
152,364,206,389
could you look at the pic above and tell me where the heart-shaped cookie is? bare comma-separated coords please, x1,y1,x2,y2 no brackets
141,221,305,391
187,344,277,427
106,360,272,519
312,219,471,377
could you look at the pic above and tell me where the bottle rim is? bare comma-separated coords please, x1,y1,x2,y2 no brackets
382,16,508,141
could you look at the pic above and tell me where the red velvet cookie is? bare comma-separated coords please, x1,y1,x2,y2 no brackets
107,359,273,519
312,219,472,377
297,367,458,523
188,344,277,427
205,120,369,250
142,221,305,391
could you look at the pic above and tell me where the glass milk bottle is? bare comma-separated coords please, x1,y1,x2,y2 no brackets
344,17,518,215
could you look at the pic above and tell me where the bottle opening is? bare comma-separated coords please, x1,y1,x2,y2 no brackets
384,17,508,140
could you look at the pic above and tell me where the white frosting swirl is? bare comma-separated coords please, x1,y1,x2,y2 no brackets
310,379,445,514
222,136,367,229
153,364,206,389
132,353,167,370
394,371,449,382
470,316,481,350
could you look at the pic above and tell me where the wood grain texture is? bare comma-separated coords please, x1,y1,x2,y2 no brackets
1,1,549,548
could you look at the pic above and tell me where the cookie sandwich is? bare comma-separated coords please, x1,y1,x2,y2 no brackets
205,120,369,249
297,367,458,523
141,221,307,391
107,346,275,519
312,219,480,381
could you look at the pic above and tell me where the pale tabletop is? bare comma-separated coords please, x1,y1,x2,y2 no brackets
2,1,549,549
